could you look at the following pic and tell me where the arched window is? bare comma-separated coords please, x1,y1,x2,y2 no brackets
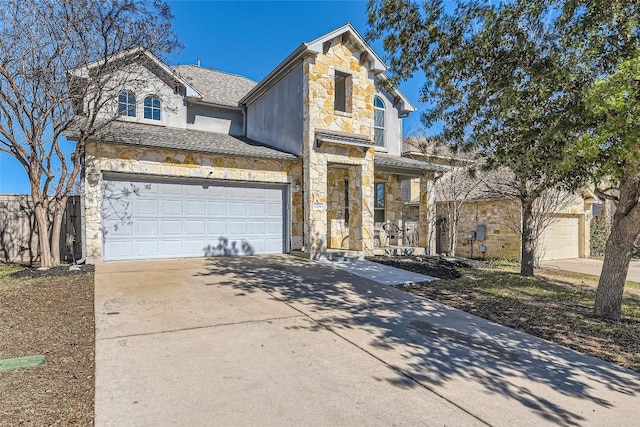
118,90,136,117
144,95,161,120
374,96,385,147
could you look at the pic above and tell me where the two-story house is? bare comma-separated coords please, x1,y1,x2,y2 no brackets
66,24,442,262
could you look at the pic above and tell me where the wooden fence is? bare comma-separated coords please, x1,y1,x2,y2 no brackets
0,195,82,265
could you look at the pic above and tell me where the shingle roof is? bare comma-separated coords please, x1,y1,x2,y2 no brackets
172,65,256,108
64,120,297,161
374,153,445,173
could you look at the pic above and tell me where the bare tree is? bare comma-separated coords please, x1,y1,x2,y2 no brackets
486,170,577,265
0,0,179,267
407,137,483,256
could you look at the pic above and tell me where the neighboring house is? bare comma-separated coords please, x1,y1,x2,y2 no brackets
401,137,597,261
64,24,442,263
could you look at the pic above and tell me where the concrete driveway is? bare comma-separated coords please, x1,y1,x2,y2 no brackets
540,258,640,282
95,256,640,426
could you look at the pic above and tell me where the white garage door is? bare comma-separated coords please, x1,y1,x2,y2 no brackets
102,177,287,261
538,216,579,261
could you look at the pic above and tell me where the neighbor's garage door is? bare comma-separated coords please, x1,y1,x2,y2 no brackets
101,177,286,261
538,216,579,261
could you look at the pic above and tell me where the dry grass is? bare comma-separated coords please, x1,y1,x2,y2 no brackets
0,264,94,425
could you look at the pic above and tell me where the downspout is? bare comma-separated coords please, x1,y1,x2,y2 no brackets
76,153,87,265
242,104,247,137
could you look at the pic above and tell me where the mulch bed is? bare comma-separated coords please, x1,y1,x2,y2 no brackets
365,254,493,279
0,266,94,425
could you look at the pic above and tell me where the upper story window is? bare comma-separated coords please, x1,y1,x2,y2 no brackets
144,95,161,121
334,71,352,113
118,90,136,117
374,96,385,147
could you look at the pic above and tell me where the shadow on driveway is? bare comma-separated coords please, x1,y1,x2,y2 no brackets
196,255,640,427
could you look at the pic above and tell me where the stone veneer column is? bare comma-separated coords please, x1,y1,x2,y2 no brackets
348,154,375,254
305,151,328,255
418,174,436,254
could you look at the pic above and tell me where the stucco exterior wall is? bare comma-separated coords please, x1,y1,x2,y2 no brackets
246,63,304,155
96,62,187,129
373,88,404,156
84,141,298,262
186,105,243,135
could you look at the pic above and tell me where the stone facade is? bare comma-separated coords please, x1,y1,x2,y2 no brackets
436,197,591,260
303,33,376,254
84,141,298,262
437,199,522,259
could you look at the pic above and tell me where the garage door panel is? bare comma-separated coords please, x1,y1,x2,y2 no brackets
136,241,158,257
268,220,283,234
162,200,182,216
161,183,182,196
102,178,286,260
539,217,579,261
136,220,158,236
107,241,134,259
227,221,247,235
249,221,266,234
228,202,247,216
104,219,133,236
183,240,206,256
136,199,158,215
159,240,182,256
161,220,182,235
185,200,205,216
207,201,226,216
184,185,205,197
184,220,205,235
207,220,226,234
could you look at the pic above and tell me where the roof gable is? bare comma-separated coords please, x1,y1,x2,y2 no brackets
71,47,201,99
304,23,386,73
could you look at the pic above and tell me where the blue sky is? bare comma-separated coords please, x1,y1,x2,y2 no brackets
0,0,429,194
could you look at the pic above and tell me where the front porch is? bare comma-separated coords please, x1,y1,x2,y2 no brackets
324,155,439,255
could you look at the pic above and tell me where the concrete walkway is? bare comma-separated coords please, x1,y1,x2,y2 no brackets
540,258,640,282
322,258,437,286
95,256,640,426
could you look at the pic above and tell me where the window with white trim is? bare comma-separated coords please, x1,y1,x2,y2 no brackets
144,95,161,120
118,90,136,117
374,182,385,222
374,96,385,147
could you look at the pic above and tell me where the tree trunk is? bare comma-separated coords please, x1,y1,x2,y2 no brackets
33,203,53,268
520,199,535,277
594,172,640,320
50,199,66,266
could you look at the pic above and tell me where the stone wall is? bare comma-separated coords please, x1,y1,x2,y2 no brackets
84,141,297,262
327,168,349,248
302,31,376,254
437,199,522,259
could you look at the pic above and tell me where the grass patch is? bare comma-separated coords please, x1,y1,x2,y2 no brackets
0,263,24,277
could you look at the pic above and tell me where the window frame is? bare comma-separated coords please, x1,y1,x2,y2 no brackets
143,94,161,121
344,179,350,225
374,182,385,223
118,90,136,118
374,96,385,148
334,71,351,113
